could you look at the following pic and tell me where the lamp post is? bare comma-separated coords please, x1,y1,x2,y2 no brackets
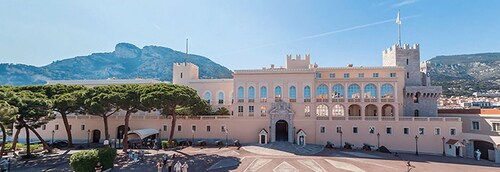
191,129,195,147
51,130,55,144
415,135,419,156
377,133,380,148
87,129,90,146
225,128,229,147
442,137,446,156
339,130,343,149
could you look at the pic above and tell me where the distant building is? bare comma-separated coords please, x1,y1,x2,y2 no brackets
46,78,164,87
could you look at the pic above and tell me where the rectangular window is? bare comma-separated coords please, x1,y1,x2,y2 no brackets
344,73,349,78
238,106,243,113
369,126,375,134
249,106,254,113
192,125,197,132
352,127,358,134
177,125,182,132
493,123,500,132
472,121,480,130
329,73,335,78
55,124,59,130
386,127,392,134
373,73,379,78
407,72,409,78
390,73,397,77
81,125,85,131
206,125,211,132
419,127,425,135
316,73,321,78
42,125,46,130
403,127,409,135
336,126,342,133
320,126,325,133
221,125,226,133
450,128,456,135
358,73,364,78
434,128,440,135
69,125,72,130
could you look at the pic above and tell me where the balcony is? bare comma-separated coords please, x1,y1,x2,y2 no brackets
364,116,379,121
364,98,377,102
237,112,243,116
316,116,330,120
331,98,344,102
260,98,267,103
348,98,361,102
348,116,362,120
248,99,255,103
249,113,254,117
289,98,296,102
381,98,395,102
331,116,345,120
237,99,244,103
316,98,329,102
275,98,282,102
304,99,311,103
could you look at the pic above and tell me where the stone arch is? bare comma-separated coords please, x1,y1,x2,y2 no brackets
382,104,394,116
332,104,345,116
347,84,361,98
248,86,255,99
364,84,377,98
204,91,212,104
365,104,378,116
316,84,328,99
348,104,361,116
381,84,394,98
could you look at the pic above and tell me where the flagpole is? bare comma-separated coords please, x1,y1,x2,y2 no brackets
397,10,401,46
185,38,188,64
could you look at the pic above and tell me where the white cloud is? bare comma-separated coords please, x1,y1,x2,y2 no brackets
392,0,419,8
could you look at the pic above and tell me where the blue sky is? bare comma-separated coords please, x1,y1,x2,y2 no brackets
1,0,499,70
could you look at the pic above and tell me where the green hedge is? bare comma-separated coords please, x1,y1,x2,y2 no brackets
3,143,44,152
69,147,117,172
161,140,177,149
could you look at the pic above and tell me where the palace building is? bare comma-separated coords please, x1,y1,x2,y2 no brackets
18,43,500,162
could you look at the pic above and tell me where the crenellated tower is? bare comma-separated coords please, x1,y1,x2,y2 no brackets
172,62,199,86
383,44,442,117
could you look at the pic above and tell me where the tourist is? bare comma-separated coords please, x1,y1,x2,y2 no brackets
133,151,139,162
166,160,173,172
405,161,415,172
475,149,481,160
181,162,189,172
156,160,163,172
162,154,168,165
174,161,182,172
95,162,103,172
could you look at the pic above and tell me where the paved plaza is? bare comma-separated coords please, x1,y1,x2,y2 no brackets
8,143,500,171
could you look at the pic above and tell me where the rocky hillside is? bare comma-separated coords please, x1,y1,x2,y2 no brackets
429,53,500,97
0,43,233,85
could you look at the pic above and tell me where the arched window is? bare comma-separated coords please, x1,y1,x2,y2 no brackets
248,86,255,100
332,104,345,116
218,92,224,104
289,86,296,99
260,86,267,98
332,84,344,98
347,84,361,98
316,84,328,99
316,104,329,116
414,92,421,103
364,84,377,98
304,86,311,99
237,87,244,100
275,86,282,98
204,92,211,104
305,105,310,116
381,84,394,98
414,109,419,117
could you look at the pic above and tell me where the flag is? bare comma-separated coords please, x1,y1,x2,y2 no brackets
396,10,401,25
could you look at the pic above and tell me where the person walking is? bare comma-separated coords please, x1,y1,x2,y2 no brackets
174,161,182,172
156,160,163,172
166,160,173,172
181,162,189,172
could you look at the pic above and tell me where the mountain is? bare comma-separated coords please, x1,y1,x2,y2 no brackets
0,43,233,85
429,53,500,97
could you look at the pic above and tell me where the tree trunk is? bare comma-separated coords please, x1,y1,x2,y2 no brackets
60,111,73,147
25,126,31,158
169,112,176,144
9,127,21,151
122,110,131,152
103,115,109,140
0,124,6,156
26,126,52,152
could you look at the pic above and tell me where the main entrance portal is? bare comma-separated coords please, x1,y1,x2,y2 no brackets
276,120,288,141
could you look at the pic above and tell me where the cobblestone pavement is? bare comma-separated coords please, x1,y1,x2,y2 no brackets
8,143,500,171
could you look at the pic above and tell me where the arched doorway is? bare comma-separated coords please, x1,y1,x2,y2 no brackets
348,104,361,116
382,104,394,116
365,104,377,116
92,130,101,143
275,120,288,142
117,125,131,139
473,140,494,159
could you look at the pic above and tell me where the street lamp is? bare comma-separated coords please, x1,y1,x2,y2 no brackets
87,129,90,146
377,133,380,148
415,135,419,156
442,137,446,156
191,129,195,147
225,128,229,147
51,130,55,144
339,130,343,149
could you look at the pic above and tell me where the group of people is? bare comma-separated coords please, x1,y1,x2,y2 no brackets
157,154,189,172
126,149,145,162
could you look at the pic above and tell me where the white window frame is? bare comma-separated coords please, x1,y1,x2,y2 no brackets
177,124,182,132
418,127,425,135
386,126,393,135
434,127,441,135
336,125,342,133
352,126,358,134
206,124,211,132
191,124,197,132
221,124,226,133
163,124,168,132
403,127,410,135
450,127,457,136
320,125,326,133
493,122,500,132
368,126,375,134
81,124,86,131
471,121,480,130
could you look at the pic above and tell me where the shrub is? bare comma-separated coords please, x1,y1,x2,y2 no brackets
69,147,117,172
161,139,177,149
3,142,44,153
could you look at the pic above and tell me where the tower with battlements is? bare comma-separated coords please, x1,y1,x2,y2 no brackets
172,62,199,86
383,44,442,117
